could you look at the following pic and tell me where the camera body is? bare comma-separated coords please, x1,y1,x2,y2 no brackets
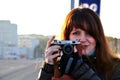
53,40,80,55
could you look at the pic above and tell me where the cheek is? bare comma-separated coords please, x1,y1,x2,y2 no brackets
70,38,75,41
69,36,77,41
69,34,79,41
85,39,96,55
89,38,96,48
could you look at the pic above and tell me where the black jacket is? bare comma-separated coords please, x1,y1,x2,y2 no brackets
37,56,120,80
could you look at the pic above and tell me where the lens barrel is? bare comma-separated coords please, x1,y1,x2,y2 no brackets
63,44,74,55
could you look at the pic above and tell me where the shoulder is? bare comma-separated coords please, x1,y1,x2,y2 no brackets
113,58,120,67
111,58,120,79
112,57,120,70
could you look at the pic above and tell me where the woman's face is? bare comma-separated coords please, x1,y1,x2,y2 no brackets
69,28,96,55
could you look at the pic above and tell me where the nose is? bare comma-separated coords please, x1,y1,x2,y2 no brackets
78,33,87,43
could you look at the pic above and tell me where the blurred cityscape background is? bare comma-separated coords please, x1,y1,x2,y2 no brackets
0,20,49,60
0,20,48,80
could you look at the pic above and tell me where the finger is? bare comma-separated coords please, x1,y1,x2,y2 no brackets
45,52,60,64
50,53,60,59
45,46,60,57
45,36,55,50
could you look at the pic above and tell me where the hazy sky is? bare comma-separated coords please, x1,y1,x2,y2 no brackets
0,0,120,38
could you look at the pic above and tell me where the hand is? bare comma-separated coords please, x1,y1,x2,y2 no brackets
44,36,61,64
59,52,82,75
71,62,101,80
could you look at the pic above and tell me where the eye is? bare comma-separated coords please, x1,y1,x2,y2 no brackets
72,31,80,35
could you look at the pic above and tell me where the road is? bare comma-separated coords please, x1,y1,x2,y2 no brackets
0,59,42,80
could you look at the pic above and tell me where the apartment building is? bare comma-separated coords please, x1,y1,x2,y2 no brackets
0,20,18,58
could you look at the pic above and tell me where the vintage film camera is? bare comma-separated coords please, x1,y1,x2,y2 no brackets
53,40,80,55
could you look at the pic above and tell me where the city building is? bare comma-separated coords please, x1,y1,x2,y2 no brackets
18,35,40,59
0,20,18,59
0,20,18,47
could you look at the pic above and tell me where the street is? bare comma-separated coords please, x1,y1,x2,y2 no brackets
0,59,41,80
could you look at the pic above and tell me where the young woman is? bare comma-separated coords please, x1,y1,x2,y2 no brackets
38,7,120,80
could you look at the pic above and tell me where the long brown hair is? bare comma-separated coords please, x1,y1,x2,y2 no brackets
60,7,117,79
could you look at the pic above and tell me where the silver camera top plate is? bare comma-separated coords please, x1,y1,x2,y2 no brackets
53,40,80,45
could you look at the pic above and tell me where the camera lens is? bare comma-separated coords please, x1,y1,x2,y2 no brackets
63,44,74,55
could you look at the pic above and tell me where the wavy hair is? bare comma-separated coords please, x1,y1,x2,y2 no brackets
60,7,118,79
